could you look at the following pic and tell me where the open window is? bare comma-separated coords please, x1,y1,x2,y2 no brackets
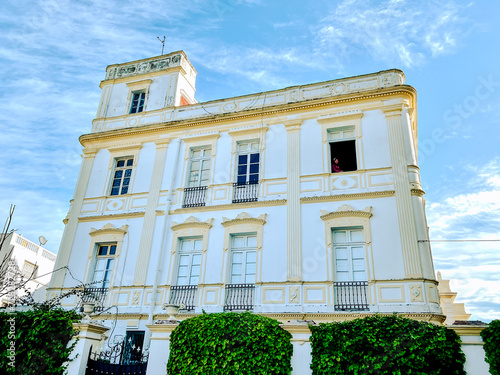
329,127,357,173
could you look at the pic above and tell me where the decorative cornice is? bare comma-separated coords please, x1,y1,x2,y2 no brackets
169,199,287,214
320,205,372,221
382,103,407,116
301,191,395,203
126,79,153,88
411,188,425,197
81,87,416,145
171,217,214,231
448,325,488,336
182,132,220,143
78,211,145,222
222,212,267,227
228,125,269,137
104,52,184,80
89,223,128,237
317,109,363,123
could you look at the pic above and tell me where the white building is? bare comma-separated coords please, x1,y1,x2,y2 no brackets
0,232,57,305
48,51,488,373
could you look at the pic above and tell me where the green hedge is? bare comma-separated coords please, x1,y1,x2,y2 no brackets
167,311,293,374
0,309,80,374
481,319,500,375
310,314,466,375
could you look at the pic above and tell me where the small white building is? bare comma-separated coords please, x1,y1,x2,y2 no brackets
47,51,489,374
0,232,57,305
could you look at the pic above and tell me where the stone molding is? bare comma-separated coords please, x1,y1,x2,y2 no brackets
320,205,372,221
171,216,214,231
221,212,267,227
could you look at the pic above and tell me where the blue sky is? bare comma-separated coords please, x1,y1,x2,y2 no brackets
1,0,499,321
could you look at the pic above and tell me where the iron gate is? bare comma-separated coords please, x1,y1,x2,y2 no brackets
85,338,148,375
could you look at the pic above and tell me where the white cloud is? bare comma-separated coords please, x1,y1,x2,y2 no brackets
313,0,470,68
428,158,500,321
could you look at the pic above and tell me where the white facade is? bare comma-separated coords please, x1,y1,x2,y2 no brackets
0,232,56,305
50,51,452,363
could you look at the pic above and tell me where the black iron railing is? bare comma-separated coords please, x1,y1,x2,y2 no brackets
183,186,207,208
82,287,108,312
86,339,148,375
224,283,255,311
169,285,197,311
232,181,259,203
333,281,369,311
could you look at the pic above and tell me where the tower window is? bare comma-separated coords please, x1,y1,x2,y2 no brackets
130,92,145,113
329,128,357,173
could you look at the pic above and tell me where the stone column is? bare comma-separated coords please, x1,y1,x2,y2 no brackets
146,323,179,375
280,321,313,375
50,149,97,289
383,104,422,278
66,322,109,375
448,325,490,375
133,139,171,285
284,119,303,281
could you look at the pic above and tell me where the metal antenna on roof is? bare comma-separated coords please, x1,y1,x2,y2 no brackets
157,36,166,55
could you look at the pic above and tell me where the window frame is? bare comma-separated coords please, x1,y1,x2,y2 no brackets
92,243,117,289
186,147,212,188
174,237,203,286
125,79,152,115
129,91,146,114
318,112,364,174
110,156,134,196
235,141,260,184
229,234,257,284
84,224,128,292
332,227,367,282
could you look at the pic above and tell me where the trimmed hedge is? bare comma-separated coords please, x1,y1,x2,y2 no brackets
0,309,80,374
481,319,500,375
310,314,466,375
167,311,293,374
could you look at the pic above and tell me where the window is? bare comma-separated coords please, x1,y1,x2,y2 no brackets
121,331,145,365
332,228,369,311
21,261,38,279
329,127,357,172
229,234,257,284
92,243,116,288
110,157,133,196
187,148,211,187
175,238,202,286
129,92,145,114
333,228,366,281
236,141,260,184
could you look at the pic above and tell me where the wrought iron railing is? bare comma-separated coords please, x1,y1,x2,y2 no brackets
81,287,108,312
232,181,259,203
182,186,208,208
86,339,148,374
333,281,369,311
224,283,255,311
168,285,197,311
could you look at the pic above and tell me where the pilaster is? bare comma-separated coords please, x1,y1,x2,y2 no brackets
133,140,171,285
50,149,97,288
383,104,422,278
285,119,303,281
66,322,109,375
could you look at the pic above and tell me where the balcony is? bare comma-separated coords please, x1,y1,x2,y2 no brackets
224,283,255,311
333,281,369,311
232,181,259,203
182,186,207,208
169,285,197,311
81,287,108,312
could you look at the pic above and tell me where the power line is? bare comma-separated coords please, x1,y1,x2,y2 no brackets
418,239,500,242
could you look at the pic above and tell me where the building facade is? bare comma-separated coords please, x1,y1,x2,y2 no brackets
0,232,56,305
49,50,447,362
